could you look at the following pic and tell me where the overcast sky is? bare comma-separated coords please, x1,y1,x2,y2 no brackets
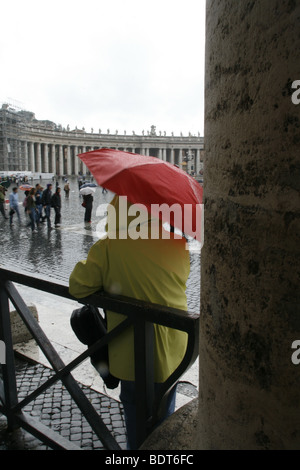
1,0,206,136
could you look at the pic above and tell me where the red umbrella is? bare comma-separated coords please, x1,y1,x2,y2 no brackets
78,148,203,241
19,184,33,190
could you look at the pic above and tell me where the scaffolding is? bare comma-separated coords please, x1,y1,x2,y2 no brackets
0,102,28,173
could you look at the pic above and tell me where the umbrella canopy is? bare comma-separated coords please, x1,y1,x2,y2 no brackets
79,186,96,196
0,180,11,189
19,184,33,191
78,148,203,241
80,182,98,189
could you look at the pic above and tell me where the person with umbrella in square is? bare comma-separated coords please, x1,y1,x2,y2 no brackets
79,183,97,224
69,149,203,449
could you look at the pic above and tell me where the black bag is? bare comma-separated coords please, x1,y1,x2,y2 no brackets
9,208,15,216
70,305,119,389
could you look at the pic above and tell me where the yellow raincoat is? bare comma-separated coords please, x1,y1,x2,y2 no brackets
69,195,189,382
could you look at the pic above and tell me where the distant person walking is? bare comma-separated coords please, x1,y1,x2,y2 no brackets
26,188,38,232
82,193,93,223
64,181,70,198
35,184,43,224
9,187,21,226
51,187,62,227
0,186,8,220
41,183,53,229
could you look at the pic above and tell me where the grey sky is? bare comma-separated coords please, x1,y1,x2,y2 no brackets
1,0,206,136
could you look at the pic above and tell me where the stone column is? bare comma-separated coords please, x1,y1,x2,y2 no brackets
196,0,300,450
66,145,71,175
36,143,41,174
195,149,200,174
74,146,79,176
82,146,87,175
51,144,56,175
24,142,29,171
59,145,64,176
17,140,22,170
29,142,35,173
43,143,49,173
177,148,182,168
170,148,174,165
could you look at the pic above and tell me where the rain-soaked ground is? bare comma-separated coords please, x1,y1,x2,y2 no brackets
0,176,201,312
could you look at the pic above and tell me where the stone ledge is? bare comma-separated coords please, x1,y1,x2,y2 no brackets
140,398,198,450
10,304,39,345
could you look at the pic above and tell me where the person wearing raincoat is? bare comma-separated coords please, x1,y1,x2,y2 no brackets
69,195,190,449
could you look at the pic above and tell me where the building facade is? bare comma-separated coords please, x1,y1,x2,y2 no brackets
0,105,204,177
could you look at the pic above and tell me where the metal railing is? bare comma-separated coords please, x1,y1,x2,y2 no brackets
0,267,199,450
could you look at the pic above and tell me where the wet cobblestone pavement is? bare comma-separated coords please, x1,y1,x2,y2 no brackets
0,358,126,450
0,176,200,450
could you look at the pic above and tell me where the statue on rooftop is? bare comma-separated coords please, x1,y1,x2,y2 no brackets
150,125,156,136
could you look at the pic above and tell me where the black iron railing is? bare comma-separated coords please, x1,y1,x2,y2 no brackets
0,267,199,450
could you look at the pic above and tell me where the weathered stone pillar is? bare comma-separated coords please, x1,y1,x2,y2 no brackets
170,148,174,165
195,149,200,174
59,145,64,176
196,0,300,449
82,146,87,175
51,144,56,175
66,145,71,175
36,143,41,174
178,148,182,168
24,141,29,171
74,146,79,175
43,143,49,173
29,142,35,173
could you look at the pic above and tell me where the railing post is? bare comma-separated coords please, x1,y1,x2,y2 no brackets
0,282,19,430
134,319,154,448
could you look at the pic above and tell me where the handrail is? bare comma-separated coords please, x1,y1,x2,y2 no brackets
0,267,199,450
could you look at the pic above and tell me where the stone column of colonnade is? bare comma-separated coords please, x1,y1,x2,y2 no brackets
196,0,300,449
29,142,35,173
23,141,29,171
74,146,79,175
43,144,49,174
51,144,55,174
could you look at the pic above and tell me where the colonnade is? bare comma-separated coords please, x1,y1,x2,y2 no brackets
0,112,204,175
24,141,203,176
